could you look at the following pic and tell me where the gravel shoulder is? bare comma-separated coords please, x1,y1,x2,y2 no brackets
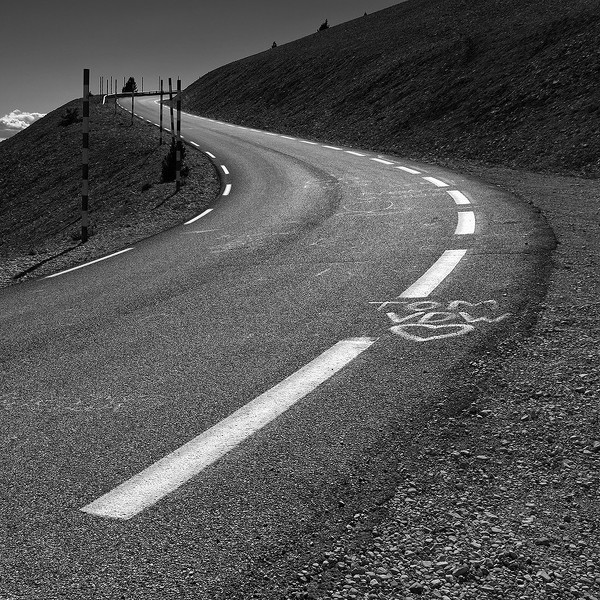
284,166,600,600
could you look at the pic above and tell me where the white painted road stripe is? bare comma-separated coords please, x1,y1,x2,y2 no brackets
280,135,296,140
346,151,366,157
323,145,342,150
371,158,394,165
206,151,216,159
81,337,376,520
455,211,476,235
223,184,232,196
221,165,229,175
300,140,318,145
422,176,449,187
398,249,468,298
447,190,470,205
396,166,421,175
46,248,134,279
185,208,213,225
190,141,200,148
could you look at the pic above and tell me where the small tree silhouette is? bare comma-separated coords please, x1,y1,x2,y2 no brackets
122,77,138,93
318,19,329,31
271,41,277,49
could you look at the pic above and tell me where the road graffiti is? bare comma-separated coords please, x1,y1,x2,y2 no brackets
369,299,511,342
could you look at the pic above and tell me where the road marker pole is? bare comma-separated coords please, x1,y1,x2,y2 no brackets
168,78,175,143
82,69,90,244
176,78,182,191
141,76,144,93
159,79,164,145
131,87,134,125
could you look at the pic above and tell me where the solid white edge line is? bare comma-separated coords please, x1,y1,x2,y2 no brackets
185,208,213,225
447,190,471,205
346,151,366,157
396,166,421,174
422,176,449,187
46,248,134,279
371,158,394,165
223,184,232,196
221,165,229,175
80,337,377,520
455,211,476,235
398,249,468,298
280,136,296,140
206,151,216,159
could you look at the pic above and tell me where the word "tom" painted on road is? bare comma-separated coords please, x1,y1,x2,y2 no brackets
369,299,511,342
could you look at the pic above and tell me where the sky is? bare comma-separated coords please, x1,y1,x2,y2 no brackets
0,0,402,142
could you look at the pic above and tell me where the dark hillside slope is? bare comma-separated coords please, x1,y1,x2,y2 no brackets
182,0,599,177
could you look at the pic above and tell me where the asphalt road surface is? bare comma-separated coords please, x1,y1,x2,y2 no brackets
0,96,554,599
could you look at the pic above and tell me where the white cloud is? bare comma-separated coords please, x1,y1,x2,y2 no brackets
0,109,45,132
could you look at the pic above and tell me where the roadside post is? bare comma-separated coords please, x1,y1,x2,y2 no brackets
160,79,164,145
82,68,90,243
131,87,134,125
168,78,175,143
176,78,182,191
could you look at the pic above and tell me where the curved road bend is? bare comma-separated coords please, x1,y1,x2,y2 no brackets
0,96,554,598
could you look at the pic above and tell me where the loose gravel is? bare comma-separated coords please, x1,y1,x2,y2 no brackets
283,167,600,600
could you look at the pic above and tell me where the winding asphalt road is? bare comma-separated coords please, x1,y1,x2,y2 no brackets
0,96,554,598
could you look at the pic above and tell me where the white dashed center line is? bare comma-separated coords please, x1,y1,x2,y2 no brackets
345,151,366,157
190,142,200,148
205,151,216,159
223,184,232,196
422,176,449,187
80,337,376,520
447,190,471,205
300,140,318,145
185,208,213,225
280,136,296,140
221,165,229,175
46,248,134,279
396,166,421,174
455,211,476,235
371,158,394,165
323,145,342,150
399,249,468,298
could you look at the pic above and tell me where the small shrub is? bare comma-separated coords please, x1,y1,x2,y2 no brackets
161,140,189,183
271,41,277,49
60,107,80,126
318,19,329,31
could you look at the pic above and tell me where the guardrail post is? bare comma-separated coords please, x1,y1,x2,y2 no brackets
160,79,164,145
176,78,182,191
168,78,175,144
82,69,90,243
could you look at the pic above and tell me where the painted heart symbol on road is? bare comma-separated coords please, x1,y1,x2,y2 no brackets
390,322,475,342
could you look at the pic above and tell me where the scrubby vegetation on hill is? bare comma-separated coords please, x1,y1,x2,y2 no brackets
182,0,599,177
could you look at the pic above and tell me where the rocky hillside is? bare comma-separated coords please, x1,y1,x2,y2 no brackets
182,0,599,178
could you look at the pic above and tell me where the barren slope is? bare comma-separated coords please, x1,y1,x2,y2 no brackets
182,0,599,177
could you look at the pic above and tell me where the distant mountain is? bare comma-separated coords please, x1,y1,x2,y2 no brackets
181,0,599,177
